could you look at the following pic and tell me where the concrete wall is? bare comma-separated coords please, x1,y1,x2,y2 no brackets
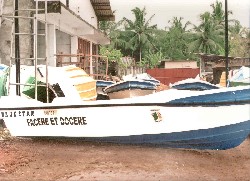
0,0,13,65
0,0,33,65
1,0,100,66
56,30,71,62
164,61,198,69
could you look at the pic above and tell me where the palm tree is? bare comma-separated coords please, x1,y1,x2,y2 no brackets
123,7,157,63
166,17,191,60
210,0,232,24
188,12,224,54
99,20,127,49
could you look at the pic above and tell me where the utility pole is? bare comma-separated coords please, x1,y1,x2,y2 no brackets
14,0,20,95
225,0,229,87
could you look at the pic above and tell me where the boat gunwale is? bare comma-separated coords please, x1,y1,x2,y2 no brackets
0,100,249,111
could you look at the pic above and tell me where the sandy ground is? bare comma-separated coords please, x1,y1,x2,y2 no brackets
0,136,249,181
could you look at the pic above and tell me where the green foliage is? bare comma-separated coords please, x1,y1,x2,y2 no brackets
98,0,248,71
123,7,157,62
99,46,124,76
188,5,225,55
141,50,165,68
99,20,127,50
165,17,191,60
229,26,250,57
99,46,123,63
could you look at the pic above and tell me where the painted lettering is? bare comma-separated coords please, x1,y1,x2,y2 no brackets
44,110,57,116
50,117,58,125
0,111,34,118
27,118,49,126
25,116,87,126
60,117,87,126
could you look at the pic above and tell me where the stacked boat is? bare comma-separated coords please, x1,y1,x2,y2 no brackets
102,73,160,99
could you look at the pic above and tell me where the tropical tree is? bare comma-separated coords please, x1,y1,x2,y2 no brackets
188,11,224,54
229,21,250,57
99,46,123,75
187,0,240,55
141,50,165,68
99,20,127,49
165,17,191,60
211,1,224,24
123,7,157,63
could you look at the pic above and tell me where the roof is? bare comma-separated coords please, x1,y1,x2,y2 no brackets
197,53,250,62
37,1,110,45
197,53,250,68
162,59,196,63
90,0,115,21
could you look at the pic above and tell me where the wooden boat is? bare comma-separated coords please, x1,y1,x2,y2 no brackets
95,80,115,100
103,80,157,99
123,73,161,86
96,80,115,95
0,65,250,150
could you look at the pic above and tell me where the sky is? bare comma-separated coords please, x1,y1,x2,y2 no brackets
109,0,250,30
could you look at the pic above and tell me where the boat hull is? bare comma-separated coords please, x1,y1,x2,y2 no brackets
1,100,249,150
80,120,250,150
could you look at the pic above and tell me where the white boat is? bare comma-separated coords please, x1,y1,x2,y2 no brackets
0,65,250,150
229,66,250,87
0,64,9,96
8,65,97,102
170,78,221,91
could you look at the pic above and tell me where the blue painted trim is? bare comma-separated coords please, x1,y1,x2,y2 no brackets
141,79,160,86
104,80,156,94
81,120,250,150
96,80,115,88
172,82,220,91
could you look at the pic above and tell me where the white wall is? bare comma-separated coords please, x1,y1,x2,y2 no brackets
164,61,198,69
69,0,98,28
34,0,98,28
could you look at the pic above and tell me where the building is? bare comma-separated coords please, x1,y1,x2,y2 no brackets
0,0,114,75
161,59,198,69
198,53,250,84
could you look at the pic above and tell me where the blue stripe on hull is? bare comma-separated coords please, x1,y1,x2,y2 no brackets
172,82,220,91
82,120,250,150
169,88,250,104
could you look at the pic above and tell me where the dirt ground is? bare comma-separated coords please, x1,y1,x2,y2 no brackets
0,135,249,181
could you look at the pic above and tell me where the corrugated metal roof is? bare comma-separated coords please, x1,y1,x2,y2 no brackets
90,0,115,21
